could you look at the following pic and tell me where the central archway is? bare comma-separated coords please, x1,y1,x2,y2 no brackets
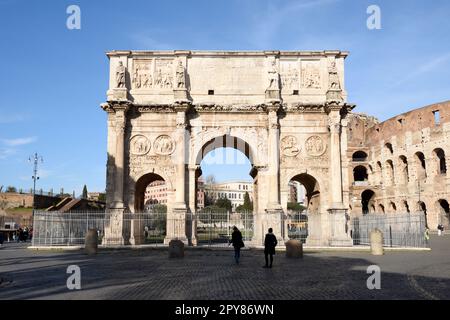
192,134,258,246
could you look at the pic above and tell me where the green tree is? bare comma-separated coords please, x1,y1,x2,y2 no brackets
82,185,88,199
98,193,106,202
287,202,306,212
6,186,17,193
237,191,253,213
215,197,232,212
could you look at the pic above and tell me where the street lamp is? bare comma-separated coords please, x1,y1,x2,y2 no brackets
29,153,43,221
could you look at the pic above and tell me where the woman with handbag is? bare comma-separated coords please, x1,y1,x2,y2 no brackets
229,226,245,264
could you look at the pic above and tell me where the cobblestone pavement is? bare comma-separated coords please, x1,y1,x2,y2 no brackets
0,235,449,300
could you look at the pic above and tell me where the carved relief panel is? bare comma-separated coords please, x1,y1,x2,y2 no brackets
280,60,299,91
132,59,174,90
127,133,177,179
301,60,321,89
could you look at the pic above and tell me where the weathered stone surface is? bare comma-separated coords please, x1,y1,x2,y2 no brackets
85,229,98,255
169,239,185,258
370,228,384,256
285,240,303,258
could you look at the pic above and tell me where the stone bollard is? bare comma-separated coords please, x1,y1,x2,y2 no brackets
370,228,384,256
85,229,98,255
169,240,185,258
285,239,303,258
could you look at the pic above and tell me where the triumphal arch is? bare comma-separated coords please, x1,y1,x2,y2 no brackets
101,50,355,247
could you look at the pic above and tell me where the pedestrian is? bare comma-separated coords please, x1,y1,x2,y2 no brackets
229,226,244,264
424,227,430,243
263,228,278,268
0,232,4,247
437,224,443,236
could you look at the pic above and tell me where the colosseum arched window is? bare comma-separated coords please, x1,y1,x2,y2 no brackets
433,148,447,175
385,160,395,185
398,155,409,184
353,165,368,183
437,199,449,228
385,143,393,155
378,203,385,213
414,152,427,179
390,201,397,213
352,151,368,162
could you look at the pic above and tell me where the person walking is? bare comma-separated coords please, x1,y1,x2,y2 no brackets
229,226,244,264
263,228,278,268
438,224,443,236
424,227,430,243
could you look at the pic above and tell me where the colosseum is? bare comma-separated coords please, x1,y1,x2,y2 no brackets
347,101,449,230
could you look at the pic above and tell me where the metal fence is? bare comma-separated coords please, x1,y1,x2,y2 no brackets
31,210,255,247
286,211,308,243
351,212,428,248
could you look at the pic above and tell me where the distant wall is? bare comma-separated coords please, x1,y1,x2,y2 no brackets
0,192,63,209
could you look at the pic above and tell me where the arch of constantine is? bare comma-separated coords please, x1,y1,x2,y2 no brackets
100,50,449,247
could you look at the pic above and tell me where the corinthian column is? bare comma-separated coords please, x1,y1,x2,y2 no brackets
328,105,352,246
111,106,128,209
165,105,189,245
267,106,282,210
328,108,343,206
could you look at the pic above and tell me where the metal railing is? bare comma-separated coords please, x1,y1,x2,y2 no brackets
31,210,255,248
351,212,428,248
286,211,308,243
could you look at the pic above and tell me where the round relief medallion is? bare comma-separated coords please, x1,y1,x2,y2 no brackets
130,134,150,156
281,135,300,157
305,135,326,157
154,135,175,155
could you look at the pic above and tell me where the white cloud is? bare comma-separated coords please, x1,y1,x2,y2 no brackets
0,148,16,160
391,53,450,87
2,136,37,146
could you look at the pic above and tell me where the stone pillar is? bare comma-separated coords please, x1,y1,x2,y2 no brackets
265,106,284,242
103,104,129,246
328,105,352,246
165,105,189,244
329,107,343,206
188,165,198,246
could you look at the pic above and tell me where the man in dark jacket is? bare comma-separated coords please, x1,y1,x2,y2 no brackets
263,228,277,268
229,226,244,264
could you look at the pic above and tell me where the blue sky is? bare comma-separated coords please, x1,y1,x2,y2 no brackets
1,0,450,194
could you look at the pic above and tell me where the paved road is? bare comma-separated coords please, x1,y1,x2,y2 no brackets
0,235,449,300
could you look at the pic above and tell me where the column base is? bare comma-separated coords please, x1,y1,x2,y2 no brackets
265,89,281,103
328,208,353,247
173,88,190,103
107,88,128,101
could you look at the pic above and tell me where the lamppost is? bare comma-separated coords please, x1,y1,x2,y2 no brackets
29,153,43,221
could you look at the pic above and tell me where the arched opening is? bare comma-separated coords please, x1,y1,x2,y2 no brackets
386,160,394,185
415,152,427,178
418,201,428,227
389,201,397,213
134,172,168,244
135,173,167,212
352,151,368,162
286,173,320,243
361,189,375,215
402,200,410,213
195,135,256,245
353,165,368,183
433,148,447,175
378,203,385,213
398,155,409,184
377,161,383,184
385,143,393,154
437,199,450,228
